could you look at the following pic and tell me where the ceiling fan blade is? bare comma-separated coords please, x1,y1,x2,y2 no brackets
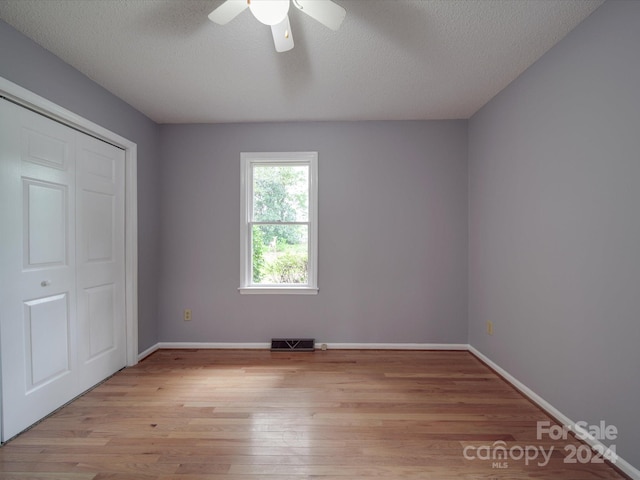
208,0,249,25
271,15,294,52
292,0,346,31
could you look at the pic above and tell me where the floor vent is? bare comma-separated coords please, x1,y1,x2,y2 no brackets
271,338,315,352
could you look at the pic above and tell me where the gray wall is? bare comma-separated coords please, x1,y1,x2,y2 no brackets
0,20,161,352
468,0,640,468
159,121,468,344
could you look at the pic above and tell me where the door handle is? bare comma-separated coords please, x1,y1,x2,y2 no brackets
40,280,51,287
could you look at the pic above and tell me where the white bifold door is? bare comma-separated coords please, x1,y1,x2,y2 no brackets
0,99,126,440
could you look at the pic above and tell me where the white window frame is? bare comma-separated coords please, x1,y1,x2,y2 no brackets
239,152,318,294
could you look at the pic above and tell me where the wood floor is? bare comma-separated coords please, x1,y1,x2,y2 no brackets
0,349,627,479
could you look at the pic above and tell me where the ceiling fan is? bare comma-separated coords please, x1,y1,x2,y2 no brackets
208,0,346,53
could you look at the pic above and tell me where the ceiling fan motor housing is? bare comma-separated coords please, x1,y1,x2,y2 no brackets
249,0,290,25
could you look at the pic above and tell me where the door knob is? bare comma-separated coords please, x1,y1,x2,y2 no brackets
40,280,51,287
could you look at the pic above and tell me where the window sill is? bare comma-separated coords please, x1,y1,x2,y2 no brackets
238,286,319,295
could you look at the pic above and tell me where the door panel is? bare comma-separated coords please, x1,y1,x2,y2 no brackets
22,125,70,171
23,179,68,268
76,133,126,392
24,293,71,390
81,190,114,262
0,99,78,440
82,147,116,181
86,284,116,358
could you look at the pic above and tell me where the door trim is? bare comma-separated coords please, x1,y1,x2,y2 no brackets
0,76,138,368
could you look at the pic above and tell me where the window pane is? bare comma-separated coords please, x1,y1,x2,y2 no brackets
252,224,308,284
252,165,308,222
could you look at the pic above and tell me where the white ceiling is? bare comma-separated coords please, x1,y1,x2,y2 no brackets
0,0,604,124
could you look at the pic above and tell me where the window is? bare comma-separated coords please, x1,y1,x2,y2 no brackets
240,152,318,294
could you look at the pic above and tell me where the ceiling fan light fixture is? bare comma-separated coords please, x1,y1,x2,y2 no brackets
208,0,346,53
249,0,290,26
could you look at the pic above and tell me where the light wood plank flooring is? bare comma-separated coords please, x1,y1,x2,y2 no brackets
0,349,627,479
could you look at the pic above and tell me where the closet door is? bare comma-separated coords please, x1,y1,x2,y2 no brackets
76,134,126,392
0,99,79,439
0,99,127,440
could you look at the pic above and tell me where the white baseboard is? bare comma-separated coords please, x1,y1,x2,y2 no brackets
321,342,468,350
468,346,639,480
157,342,271,350
137,343,159,361
138,342,271,361
468,346,571,423
141,342,468,355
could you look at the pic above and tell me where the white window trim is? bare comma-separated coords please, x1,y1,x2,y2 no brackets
239,152,318,294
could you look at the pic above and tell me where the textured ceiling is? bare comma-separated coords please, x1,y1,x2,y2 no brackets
0,0,604,124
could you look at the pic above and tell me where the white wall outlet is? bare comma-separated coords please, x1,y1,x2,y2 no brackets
183,308,192,321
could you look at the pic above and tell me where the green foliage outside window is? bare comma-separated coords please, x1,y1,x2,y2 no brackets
251,165,309,284
252,227,266,283
265,252,308,284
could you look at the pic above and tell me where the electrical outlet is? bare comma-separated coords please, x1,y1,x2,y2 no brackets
183,308,192,321
487,320,494,335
